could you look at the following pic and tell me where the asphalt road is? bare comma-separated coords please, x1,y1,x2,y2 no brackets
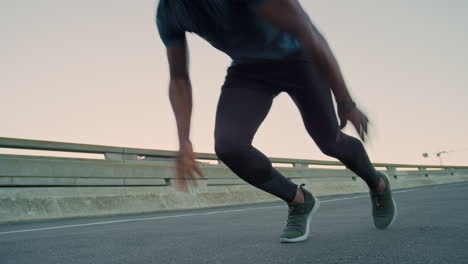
1,182,468,264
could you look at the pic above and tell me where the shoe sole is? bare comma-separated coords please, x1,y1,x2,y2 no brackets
279,198,320,243
376,171,397,229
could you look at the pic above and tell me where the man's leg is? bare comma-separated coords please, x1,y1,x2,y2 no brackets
286,61,396,229
214,85,298,203
286,63,382,191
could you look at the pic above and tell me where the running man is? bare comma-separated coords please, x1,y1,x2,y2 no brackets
156,0,396,243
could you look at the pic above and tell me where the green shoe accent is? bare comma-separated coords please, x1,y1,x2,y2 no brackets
370,171,397,229
280,184,320,243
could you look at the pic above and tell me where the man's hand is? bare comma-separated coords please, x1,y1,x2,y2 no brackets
174,141,205,192
338,103,370,142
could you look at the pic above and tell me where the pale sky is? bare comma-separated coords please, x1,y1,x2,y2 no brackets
1,0,467,166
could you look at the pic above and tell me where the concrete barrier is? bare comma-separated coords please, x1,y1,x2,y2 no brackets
1,137,467,224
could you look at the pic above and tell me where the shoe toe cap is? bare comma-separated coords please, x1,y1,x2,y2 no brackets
280,230,304,239
373,216,393,229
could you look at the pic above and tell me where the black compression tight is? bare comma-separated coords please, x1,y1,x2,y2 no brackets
214,59,381,203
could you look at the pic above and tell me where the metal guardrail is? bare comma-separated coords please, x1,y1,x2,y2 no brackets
2,137,468,223
0,137,467,188
1,137,467,169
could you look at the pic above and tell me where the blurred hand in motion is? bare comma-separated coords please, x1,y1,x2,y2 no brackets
338,104,370,142
174,142,205,192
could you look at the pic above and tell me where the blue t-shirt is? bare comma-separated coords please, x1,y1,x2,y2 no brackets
156,0,302,64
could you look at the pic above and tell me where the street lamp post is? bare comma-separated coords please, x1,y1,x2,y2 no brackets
422,151,448,165
422,148,468,166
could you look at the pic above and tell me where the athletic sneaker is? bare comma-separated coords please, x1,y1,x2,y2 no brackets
280,184,320,243
370,171,397,229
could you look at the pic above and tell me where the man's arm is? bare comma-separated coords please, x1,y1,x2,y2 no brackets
252,0,370,140
167,42,192,148
252,0,352,103
166,41,205,191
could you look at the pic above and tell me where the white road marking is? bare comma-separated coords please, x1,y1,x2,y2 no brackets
0,184,455,236
0,206,281,236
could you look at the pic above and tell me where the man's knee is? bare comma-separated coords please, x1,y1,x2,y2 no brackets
318,143,339,157
318,132,362,158
214,137,249,160
214,139,273,185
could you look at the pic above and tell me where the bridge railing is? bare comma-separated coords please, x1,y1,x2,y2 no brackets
2,137,468,223
0,137,467,187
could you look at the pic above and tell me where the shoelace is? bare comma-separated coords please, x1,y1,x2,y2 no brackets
371,192,385,208
285,205,305,229
285,183,308,229
372,174,387,208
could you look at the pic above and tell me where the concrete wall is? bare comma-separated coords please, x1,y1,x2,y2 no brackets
1,137,468,224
